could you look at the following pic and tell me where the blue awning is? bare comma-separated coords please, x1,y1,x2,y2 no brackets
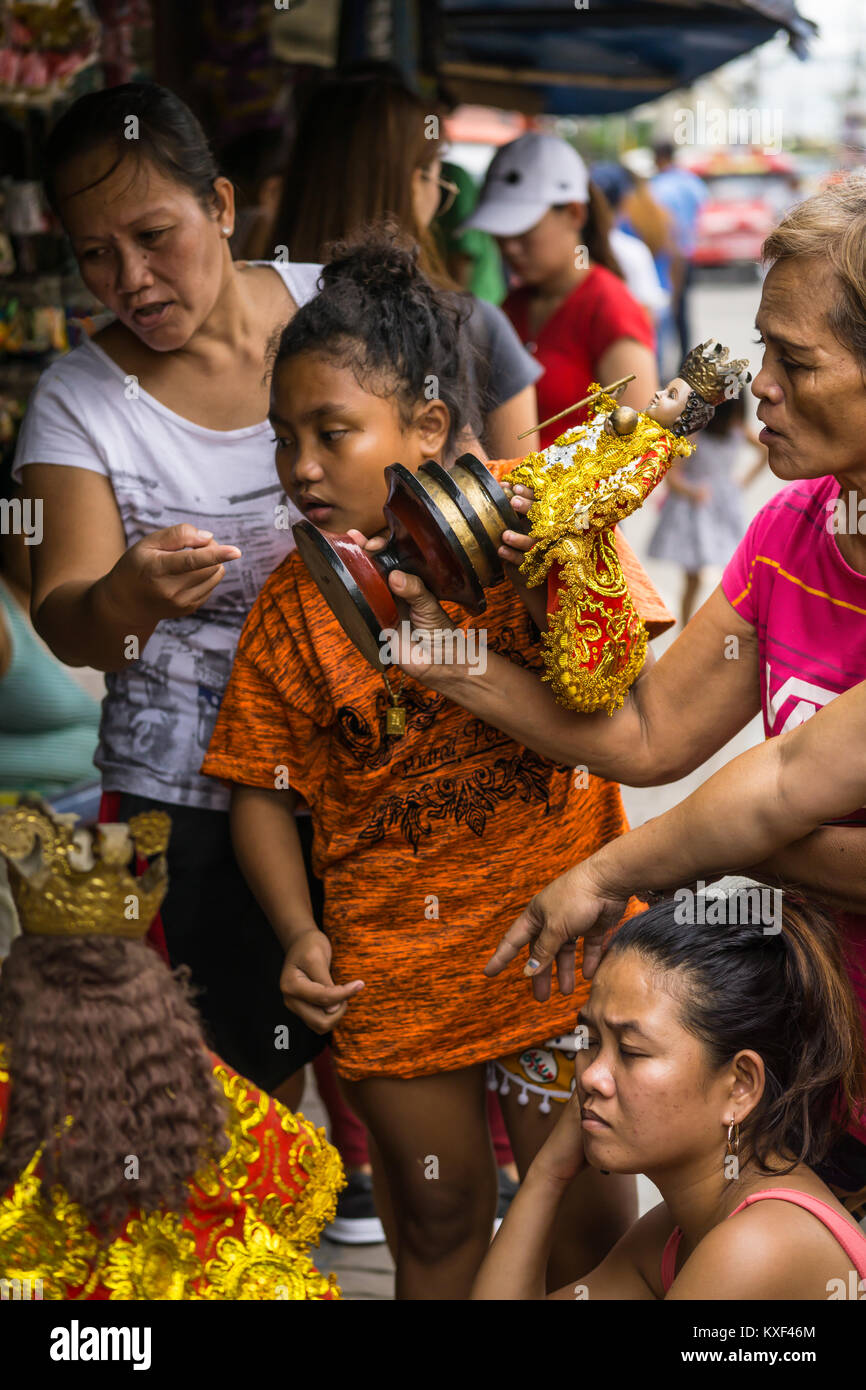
417,0,817,116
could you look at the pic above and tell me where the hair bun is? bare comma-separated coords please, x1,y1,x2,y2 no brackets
320,221,423,297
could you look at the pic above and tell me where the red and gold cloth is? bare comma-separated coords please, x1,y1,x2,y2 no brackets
506,403,691,714
0,1047,344,1300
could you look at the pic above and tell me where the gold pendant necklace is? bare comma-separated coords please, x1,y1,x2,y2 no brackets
383,669,407,736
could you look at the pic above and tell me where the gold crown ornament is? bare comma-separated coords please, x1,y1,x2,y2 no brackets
0,798,170,939
679,339,751,406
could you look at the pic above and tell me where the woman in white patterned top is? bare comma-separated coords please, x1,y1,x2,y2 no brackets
13,81,326,1100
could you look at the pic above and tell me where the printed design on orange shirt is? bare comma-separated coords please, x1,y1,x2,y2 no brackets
358,748,560,850
334,622,543,773
335,683,446,770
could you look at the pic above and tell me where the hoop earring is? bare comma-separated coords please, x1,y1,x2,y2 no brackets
726,1119,740,1157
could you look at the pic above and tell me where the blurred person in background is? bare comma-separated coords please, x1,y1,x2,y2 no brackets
273,73,541,460
433,159,507,305
0,459,101,803
463,132,658,449
648,392,767,627
651,140,708,361
590,161,669,327
0,459,101,959
217,125,290,264
618,146,675,261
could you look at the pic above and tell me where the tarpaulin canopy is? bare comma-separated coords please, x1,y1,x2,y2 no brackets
374,0,817,116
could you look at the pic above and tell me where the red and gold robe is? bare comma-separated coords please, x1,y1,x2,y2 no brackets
0,1048,344,1300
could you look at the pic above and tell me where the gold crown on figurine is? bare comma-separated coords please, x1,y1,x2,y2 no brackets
0,798,170,939
679,339,751,406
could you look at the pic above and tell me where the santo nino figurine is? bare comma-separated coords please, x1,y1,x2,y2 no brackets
506,340,751,716
0,799,343,1301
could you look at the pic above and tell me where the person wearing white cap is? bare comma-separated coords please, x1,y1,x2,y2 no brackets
464,132,659,448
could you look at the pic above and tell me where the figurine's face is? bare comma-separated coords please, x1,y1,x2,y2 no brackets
646,377,691,427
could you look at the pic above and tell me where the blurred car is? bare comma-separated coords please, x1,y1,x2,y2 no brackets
687,151,798,268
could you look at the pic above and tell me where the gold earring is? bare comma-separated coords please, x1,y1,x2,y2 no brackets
726,1119,740,1156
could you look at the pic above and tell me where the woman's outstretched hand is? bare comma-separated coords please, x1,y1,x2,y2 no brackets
485,860,630,999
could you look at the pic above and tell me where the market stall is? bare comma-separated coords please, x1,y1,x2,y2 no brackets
0,1,152,468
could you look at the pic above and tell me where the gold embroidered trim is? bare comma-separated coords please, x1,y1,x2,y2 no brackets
507,395,693,715
0,1057,344,1300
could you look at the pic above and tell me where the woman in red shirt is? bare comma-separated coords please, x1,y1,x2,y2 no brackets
465,133,658,446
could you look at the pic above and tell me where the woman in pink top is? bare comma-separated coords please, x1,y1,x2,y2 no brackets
368,169,866,1222
472,895,866,1299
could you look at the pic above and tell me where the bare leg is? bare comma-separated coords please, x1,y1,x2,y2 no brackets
274,1066,305,1112
363,1129,399,1258
342,1065,497,1300
681,571,702,629
498,1086,637,1290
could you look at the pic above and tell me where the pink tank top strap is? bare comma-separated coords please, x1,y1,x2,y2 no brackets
660,1188,866,1295
660,1226,683,1294
729,1188,866,1279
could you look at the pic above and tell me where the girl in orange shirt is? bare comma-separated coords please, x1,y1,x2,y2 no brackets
203,226,670,1299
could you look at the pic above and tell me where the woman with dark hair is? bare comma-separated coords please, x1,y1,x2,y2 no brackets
272,73,543,459
474,894,866,1299
11,82,327,1104
462,131,659,447
0,801,342,1300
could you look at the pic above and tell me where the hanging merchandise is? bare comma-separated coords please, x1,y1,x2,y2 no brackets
93,0,151,87
0,0,101,105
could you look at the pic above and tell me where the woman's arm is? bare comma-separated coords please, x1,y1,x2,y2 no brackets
472,1091,657,1300
486,680,866,985
751,825,866,914
471,1165,572,1300
472,1087,584,1299
486,383,539,457
580,680,866,899
25,464,147,669
23,464,241,672
392,577,761,786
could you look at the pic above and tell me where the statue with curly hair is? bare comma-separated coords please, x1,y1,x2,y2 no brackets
0,799,344,1301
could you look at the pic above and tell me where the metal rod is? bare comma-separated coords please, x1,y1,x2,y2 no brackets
517,374,636,441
